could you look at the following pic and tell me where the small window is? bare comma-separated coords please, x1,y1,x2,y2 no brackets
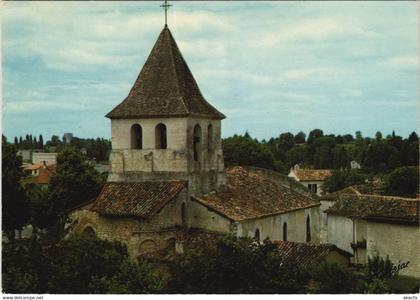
155,123,167,149
306,215,311,243
308,184,317,194
193,124,202,161
130,124,142,149
283,222,288,241
255,229,260,242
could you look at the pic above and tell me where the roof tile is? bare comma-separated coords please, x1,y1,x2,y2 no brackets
193,166,320,221
106,26,224,120
90,181,186,218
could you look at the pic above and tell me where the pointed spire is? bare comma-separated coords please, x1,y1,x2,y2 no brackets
106,27,225,120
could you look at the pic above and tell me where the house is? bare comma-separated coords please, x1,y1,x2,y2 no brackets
23,161,55,187
32,152,57,165
190,166,320,243
288,164,332,196
325,194,419,282
318,181,384,243
68,24,321,258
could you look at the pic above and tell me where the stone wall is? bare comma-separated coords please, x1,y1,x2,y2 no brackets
189,200,232,234
367,221,420,279
319,199,335,243
327,215,354,255
236,206,320,243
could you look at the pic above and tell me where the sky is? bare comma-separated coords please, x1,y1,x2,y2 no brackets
2,1,419,141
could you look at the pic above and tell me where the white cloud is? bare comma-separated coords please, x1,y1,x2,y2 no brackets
380,56,419,70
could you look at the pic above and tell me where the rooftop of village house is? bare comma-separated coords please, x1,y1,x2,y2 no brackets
192,166,320,221
291,167,332,181
90,181,186,218
325,194,419,224
273,240,352,268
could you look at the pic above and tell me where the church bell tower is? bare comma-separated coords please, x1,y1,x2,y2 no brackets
106,24,226,195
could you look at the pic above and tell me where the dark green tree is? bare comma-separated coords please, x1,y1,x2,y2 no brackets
294,131,306,144
383,167,418,197
168,236,309,293
332,146,348,169
39,134,44,148
2,234,166,294
322,169,366,193
307,129,324,144
286,146,308,168
46,148,104,235
310,262,356,293
223,135,275,170
314,146,333,169
2,141,30,240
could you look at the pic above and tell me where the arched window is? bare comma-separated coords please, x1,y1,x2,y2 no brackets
193,124,202,161
283,222,288,241
255,229,260,242
130,124,142,149
181,202,186,226
155,123,167,149
139,239,157,254
207,124,213,151
306,215,311,243
82,226,96,237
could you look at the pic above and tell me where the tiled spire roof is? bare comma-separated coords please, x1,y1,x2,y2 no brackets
106,26,225,119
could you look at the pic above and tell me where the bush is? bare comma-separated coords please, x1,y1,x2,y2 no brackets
384,167,418,197
2,234,166,294
310,262,356,293
168,236,309,294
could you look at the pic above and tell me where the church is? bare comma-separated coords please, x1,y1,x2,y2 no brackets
69,23,321,258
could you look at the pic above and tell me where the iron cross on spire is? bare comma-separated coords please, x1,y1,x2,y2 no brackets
160,0,172,26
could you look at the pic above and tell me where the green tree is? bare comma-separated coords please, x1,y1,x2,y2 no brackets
383,167,418,197
2,234,166,294
286,146,308,168
375,131,383,141
278,132,295,153
223,135,275,170
2,140,30,240
307,129,324,144
322,169,366,193
314,146,333,169
294,131,306,144
310,262,356,293
46,148,104,235
168,236,309,293
39,134,44,148
332,146,348,169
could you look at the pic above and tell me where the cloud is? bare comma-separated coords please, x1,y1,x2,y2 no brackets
2,1,419,140
380,56,419,70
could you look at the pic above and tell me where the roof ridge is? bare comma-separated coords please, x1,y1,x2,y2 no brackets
165,28,189,114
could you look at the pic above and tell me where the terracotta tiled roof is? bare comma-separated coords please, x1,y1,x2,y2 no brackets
106,26,225,120
24,162,55,171
37,165,55,184
90,181,186,218
274,240,352,268
325,194,419,223
293,168,332,181
192,166,320,221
